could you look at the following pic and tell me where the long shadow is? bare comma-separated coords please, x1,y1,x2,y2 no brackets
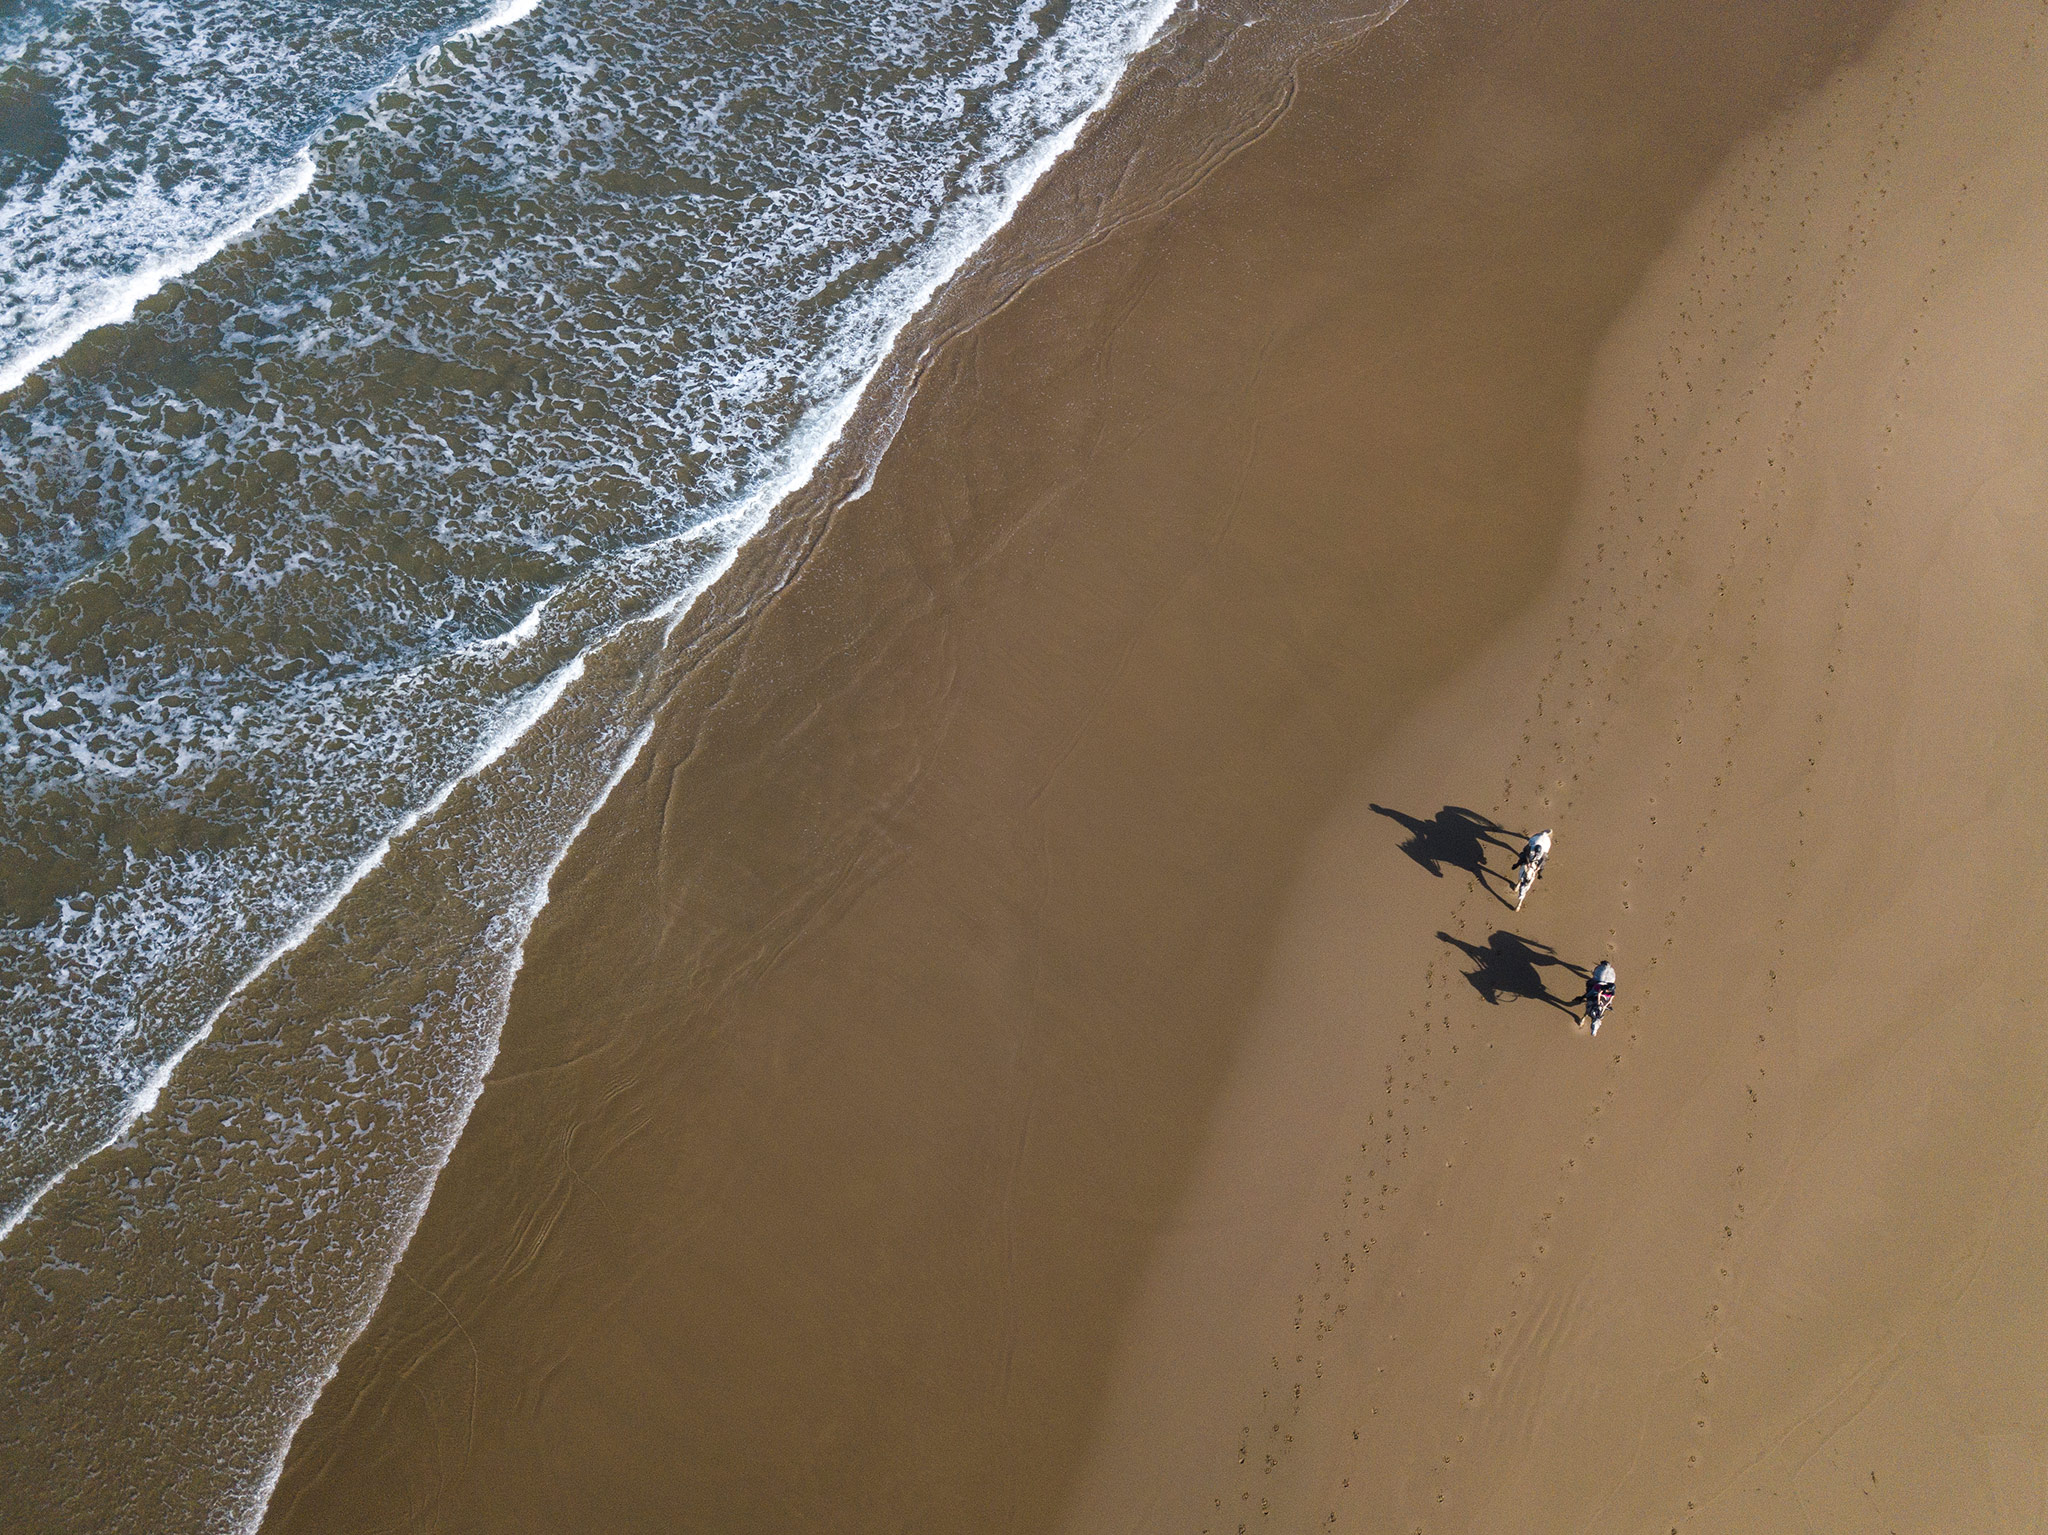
249,6,1911,1533
1437,930,1585,1011
1370,803,1521,890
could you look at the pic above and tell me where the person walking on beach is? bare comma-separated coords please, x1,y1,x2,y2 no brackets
1511,827,1552,909
1584,959,1617,1035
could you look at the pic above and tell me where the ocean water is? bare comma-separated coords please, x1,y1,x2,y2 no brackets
0,0,1173,1234
0,0,1174,1521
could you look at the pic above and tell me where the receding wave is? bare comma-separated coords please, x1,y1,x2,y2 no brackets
0,0,1173,1238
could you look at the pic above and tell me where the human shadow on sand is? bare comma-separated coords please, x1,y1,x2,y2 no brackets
1369,804,1520,886
1437,930,1585,1011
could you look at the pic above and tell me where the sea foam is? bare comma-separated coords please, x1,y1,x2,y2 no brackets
0,0,1178,1274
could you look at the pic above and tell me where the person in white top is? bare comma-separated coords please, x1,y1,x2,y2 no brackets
1511,827,1552,909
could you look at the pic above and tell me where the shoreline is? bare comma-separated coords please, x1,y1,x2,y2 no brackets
0,5,1208,1530
0,0,1180,1252
249,1,1962,1530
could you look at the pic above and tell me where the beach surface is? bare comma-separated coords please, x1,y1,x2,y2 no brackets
266,0,2048,1530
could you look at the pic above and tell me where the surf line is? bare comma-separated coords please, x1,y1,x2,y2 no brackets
238,699,659,1534
0,646,590,1246
5,0,1191,1259
240,0,1186,1521
0,0,546,399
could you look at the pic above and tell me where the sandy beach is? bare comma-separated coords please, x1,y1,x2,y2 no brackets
262,0,2048,1531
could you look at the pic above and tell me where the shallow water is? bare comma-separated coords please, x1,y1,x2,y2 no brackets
0,0,1172,1523
1,0,1167,1234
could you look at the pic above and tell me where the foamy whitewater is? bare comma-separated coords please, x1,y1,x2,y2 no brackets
1,0,1171,1231
0,0,1173,1520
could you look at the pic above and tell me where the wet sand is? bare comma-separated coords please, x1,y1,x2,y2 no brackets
265,0,2048,1530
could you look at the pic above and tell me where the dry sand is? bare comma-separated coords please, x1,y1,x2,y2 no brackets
1067,2,2048,1528
266,0,2048,1530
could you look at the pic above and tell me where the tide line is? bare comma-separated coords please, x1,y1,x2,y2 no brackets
0,649,586,1246
0,0,1190,1513
240,701,660,1535
0,152,317,398
242,2,1185,1524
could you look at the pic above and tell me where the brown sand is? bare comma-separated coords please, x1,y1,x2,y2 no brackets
265,0,2048,1530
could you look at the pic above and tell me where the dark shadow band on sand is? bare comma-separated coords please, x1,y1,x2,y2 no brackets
1370,801,1522,889
1438,929,1587,1012
262,3,1906,1532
